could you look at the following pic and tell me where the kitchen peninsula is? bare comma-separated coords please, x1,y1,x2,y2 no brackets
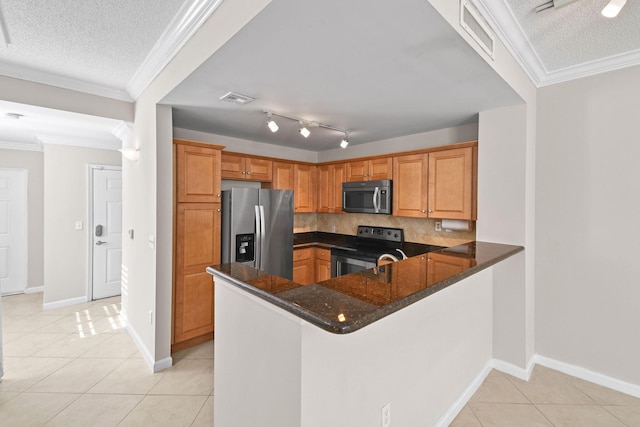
208,241,523,426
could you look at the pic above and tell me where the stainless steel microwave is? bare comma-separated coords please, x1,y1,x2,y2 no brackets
342,180,392,214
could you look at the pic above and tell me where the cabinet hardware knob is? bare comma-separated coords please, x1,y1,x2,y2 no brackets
242,171,246,174
247,171,251,175
422,210,426,213
217,193,221,197
217,208,221,212
428,209,433,213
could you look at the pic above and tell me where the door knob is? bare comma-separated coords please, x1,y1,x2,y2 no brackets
96,241,107,246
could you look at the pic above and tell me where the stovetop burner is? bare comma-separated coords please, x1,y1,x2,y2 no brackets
331,226,405,261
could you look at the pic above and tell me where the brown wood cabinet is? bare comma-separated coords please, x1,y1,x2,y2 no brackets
221,153,273,182
176,141,222,203
173,139,223,353
317,163,346,213
346,157,392,182
314,247,332,282
428,147,476,220
294,163,316,213
293,247,314,285
393,146,477,220
271,161,295,190
393,153,429,218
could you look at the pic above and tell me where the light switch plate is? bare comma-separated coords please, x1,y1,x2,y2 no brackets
75,221,83,230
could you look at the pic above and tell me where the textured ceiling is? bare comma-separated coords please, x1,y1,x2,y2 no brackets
478,0,640,84
0,0,188,96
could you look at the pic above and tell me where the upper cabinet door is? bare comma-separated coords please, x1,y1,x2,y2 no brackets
393,153,428,218
220,153,246,180
317,165,332,213
272,161,295,190
346,160,368,182
346,158,392,181
428,147,474,220
294,164,316,213
176,143,221,203
332,163,346,213
368,157,393,181
245,157,273,182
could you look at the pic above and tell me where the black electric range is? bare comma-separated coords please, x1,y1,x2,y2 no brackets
330,226,411,277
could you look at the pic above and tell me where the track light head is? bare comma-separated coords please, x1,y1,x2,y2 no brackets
299,121,310,138
340,134,349,149
266,113,279,132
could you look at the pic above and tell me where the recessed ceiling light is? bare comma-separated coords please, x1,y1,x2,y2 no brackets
219,92,255,105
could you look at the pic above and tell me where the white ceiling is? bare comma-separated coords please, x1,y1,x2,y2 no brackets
0,0,638,152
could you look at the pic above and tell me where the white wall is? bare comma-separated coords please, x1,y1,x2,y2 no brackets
536,64,640,385
123,0,272,371
318,123,478,162
0,149,44,289
43,144,121,304
174,127,317,163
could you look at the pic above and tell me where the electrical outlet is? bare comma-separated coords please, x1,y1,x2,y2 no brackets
75,221,83,230
382,402,391,427
435,221,442,232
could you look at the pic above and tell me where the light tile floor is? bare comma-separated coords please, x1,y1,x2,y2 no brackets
2,293,640,426
0,292,213,426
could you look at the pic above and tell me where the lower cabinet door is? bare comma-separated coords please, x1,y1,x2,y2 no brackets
174,203,220,345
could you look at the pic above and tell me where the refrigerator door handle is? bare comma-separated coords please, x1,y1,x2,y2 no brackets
259,205,266,271
254,205,261,270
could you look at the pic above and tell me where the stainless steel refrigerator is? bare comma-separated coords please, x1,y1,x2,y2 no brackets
221,188,294,279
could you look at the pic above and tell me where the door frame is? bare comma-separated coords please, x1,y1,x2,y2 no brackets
0,168,28,295
86,164,122,301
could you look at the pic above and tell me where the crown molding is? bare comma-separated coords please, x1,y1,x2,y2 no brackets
36,134,121,151
126,0,225,100
0,140,43,152
0,61,133,101
473,0,640,88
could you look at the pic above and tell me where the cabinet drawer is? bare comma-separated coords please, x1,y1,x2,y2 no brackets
315,247,331,261
293,247,312,261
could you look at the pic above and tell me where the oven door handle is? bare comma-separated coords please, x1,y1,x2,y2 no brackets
373,187,380,213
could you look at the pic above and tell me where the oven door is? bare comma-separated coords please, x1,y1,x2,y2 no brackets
330,249,377,277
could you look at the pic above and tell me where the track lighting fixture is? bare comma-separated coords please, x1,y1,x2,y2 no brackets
266,113,279,132
299,121,311,138
262,110,350,148
340,134,349,149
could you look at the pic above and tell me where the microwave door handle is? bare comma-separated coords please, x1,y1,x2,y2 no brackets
373,187,380,213
254,205,261,270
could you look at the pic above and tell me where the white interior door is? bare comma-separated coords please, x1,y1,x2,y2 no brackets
0,169,28,295
92,167,122,300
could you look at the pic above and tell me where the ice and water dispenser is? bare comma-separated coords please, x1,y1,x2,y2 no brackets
235,233,255,263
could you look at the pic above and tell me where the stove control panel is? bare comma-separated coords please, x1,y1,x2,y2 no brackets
357,225,404,244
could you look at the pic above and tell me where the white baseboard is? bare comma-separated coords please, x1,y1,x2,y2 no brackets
492,357,535,381
434,353,640,426
434,361,494,427
25,286,44,294
534,354,640,399
43,296,88,310
125,322,173,374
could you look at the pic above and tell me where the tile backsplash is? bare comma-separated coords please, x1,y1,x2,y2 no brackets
295,213,476,247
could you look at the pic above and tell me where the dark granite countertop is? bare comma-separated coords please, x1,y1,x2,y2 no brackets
207,241,523,334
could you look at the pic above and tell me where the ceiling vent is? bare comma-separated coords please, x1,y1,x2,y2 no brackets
219,92,255,105
460,0,495,60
